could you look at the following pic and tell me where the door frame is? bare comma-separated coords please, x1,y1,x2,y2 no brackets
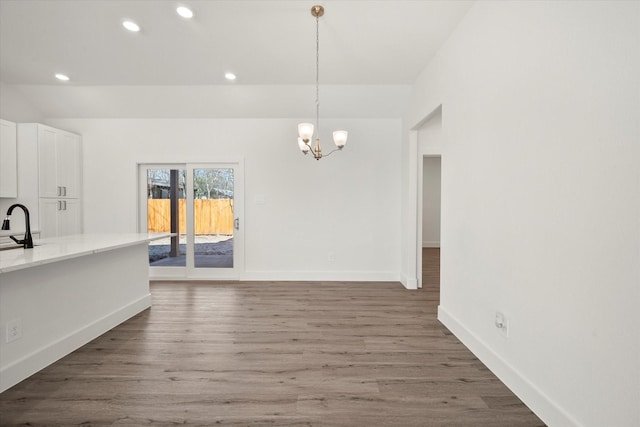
137,161,244,280
186,162,244,279
417,154,442,290
411,105,443,290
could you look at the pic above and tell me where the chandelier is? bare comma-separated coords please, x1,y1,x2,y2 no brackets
297,5,348,160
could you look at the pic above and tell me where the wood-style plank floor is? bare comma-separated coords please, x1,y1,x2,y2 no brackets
0,249,545,426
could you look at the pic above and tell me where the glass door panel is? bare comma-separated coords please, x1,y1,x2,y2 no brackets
145,168,186,267
192,168,234,269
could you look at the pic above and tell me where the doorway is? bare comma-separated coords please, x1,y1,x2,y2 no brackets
138,162,244,280
415,107,442,291
419,156,441,291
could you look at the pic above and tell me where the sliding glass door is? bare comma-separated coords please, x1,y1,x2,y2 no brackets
144,166,186,269
139,162,243,279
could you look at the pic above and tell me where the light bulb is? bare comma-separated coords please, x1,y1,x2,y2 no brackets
333,130,348,148
123,20,140,32
298,123,314,143
176,6,194,19
298,138,310,153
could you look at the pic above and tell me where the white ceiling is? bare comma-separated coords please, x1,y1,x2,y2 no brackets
0,0,473,86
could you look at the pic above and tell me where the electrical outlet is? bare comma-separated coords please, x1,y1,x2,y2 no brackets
6,318,22,343
328,251,336,262
495,312,509,337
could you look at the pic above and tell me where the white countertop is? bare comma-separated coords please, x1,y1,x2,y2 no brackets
0,233,170,274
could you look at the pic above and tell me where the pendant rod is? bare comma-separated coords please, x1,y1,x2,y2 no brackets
315,11,320,139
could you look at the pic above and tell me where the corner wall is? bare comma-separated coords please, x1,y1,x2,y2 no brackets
405,1,640,426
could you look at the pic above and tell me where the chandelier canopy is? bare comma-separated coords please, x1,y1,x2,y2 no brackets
297,5,348,160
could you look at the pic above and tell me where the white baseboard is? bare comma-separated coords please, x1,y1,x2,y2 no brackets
0,294,151,393
400,274,419,290
241,270,400,282
422,241,440,248
437,305,582,427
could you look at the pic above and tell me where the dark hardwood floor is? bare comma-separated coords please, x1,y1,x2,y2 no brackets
0,249,545,426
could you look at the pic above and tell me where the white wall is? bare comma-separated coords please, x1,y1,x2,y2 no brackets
0,82,44,123
422,157,441,247
12,85,409,120
406,1,640,426
400,126,413,288
48,118,402,282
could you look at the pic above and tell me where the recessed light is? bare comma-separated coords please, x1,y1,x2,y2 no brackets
122,20,140,32
177,6,194,19
55,73,70,81
225,72,237,81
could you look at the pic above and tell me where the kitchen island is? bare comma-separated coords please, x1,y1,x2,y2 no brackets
0,233,168,392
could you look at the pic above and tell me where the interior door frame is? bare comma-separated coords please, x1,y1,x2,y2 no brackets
412,105,443,291
137,161,244,280
417,154,442,290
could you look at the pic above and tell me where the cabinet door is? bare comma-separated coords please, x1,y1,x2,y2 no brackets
39,199,82,238
39,198,60,239
59,199,82,236
57,132,81,198
38,127,59,198
0,119,18,198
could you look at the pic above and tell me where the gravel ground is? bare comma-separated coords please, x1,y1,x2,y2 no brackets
148,239,233,263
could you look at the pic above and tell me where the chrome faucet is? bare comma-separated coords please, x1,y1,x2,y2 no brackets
2,204,34,249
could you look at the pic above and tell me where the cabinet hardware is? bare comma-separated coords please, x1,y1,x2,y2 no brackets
57,186,61,196
234,218,240,230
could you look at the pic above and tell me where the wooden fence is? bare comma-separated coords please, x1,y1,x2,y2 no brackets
147,199,234,235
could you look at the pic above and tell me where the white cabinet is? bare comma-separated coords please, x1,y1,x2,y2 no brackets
36,125,81,199
0,119,18,198
39,198,81,239
18,123,82,238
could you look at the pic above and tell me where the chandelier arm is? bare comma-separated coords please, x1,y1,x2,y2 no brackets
321,147,343,158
